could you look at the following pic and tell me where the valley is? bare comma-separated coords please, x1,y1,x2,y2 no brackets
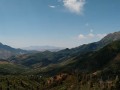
0,32,120,89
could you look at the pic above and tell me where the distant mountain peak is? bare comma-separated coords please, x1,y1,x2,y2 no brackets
100,31,120,44
22,45,65,52
102,31,120,41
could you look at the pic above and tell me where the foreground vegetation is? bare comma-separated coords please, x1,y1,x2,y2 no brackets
0,71,120,90
0,75,46,90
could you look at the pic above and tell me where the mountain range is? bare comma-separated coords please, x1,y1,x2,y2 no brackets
0,31,120,89
0,31,120,74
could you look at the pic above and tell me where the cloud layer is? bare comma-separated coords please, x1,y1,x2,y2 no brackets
78,33,107,40
63,0,86,14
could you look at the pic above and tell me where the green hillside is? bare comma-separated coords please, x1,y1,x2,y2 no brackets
0,32,120,89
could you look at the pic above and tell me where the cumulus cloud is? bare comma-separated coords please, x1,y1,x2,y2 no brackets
63,0,86,14
78,33,106,40
88,33,95,38
78,34,86,39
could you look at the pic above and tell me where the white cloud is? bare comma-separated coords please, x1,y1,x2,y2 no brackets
88,33,95,38
78,33,106,40
78,34,86,39
63,0,86,14
49,5,56,8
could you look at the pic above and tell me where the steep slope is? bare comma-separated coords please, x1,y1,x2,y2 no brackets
42,41,120,90
61,31,120,62
0,43,28,59
75,40,120,71
69,31,120,55
99,31,120,44
49,40,120,75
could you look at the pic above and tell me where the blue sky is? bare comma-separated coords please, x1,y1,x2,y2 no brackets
0,0,120,48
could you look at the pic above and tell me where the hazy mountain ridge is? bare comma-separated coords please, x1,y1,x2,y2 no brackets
23,46,65,52
1,31,120,59
1,31,120,75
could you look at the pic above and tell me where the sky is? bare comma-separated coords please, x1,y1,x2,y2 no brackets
0,0,120,48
